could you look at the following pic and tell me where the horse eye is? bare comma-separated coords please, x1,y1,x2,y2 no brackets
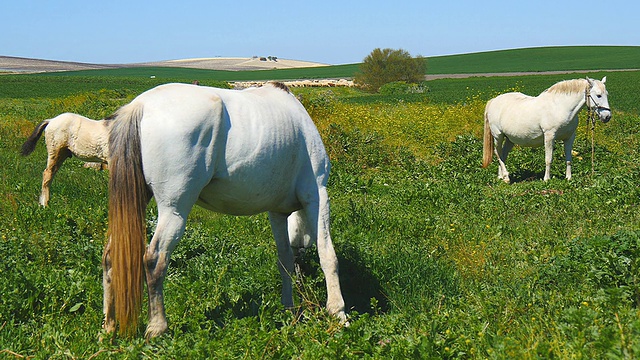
597,94,602,98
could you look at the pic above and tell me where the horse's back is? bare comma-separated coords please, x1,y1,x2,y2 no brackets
486,92,534,118
43,113,109,161
485,92,546,146
135,83,327,215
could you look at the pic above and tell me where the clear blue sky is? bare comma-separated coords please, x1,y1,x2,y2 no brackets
2,0,638,65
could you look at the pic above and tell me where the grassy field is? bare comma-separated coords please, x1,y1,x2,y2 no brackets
427,46,640,74
21,45,640,82
1,63,640,357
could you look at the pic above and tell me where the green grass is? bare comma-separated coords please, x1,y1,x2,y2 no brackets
427,46,640,74
1,65,640,357
38,63,361,82
15,46,640,82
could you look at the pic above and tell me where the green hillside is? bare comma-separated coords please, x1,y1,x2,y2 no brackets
30,45,640,81
427,46,640,74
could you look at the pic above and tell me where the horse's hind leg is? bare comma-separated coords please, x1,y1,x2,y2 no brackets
268,212,295,309
40,148,71,206
494,135,511,183
301,187,346,322
144,206,189,338
102,239,116,335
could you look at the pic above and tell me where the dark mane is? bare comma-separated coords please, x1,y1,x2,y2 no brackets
267,81,290,93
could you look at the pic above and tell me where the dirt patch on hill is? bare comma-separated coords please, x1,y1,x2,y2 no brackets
0,56,328,74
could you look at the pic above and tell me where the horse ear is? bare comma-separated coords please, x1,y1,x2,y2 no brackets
586,77,594,85
601,76,607,84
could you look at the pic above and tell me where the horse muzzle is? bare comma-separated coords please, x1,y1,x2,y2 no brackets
597,107,612,123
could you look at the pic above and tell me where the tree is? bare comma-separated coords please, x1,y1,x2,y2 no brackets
354,48,427,92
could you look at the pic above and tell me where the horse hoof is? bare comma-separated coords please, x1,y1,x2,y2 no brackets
336,311,350,327
99,323,117,343
145,322,168,339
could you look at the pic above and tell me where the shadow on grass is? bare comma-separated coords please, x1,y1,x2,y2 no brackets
336,243,390,315
293,242,390,316
509,169,545,183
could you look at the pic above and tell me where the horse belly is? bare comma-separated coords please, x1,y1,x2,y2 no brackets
505,131,544,147
197,177,301,215
494,112,545,148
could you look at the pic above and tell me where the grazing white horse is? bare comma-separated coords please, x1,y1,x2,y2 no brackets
482,77,611,182
104,82,346,338
20,113,110,206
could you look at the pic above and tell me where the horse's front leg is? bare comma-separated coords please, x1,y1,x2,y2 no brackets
144,209,187,338
563,132,576,180
268,212,295,309
543,132,556,181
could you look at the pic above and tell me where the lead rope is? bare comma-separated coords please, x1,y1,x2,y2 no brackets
590,114,596,177
585,86,597,177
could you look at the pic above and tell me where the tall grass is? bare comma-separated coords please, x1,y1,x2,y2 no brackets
1,71,640,358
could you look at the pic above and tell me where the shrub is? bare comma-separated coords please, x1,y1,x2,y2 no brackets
354,48,427,93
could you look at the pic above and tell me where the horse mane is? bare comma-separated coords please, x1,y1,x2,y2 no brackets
266,81,290,93
104,113,118,121
544,79,588,95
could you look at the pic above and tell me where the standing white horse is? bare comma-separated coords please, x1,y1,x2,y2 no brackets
482,77,611,182
104,82,346,338
20,113,110,206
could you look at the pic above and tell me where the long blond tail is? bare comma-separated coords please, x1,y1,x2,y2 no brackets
107,103,149,336
482,104,494,168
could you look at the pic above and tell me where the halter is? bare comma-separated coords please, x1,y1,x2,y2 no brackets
585,82,611,126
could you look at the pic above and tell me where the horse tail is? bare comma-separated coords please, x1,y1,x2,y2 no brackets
107,102,149,336
482,103,494,168
20,120,50,156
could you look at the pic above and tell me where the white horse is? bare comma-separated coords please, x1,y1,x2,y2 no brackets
103,82,346,338
20,113,110,206
482,77,611,182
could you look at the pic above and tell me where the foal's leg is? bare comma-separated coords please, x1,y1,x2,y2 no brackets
543,131,556,181
40,147,71,206
303,187,346,322
563,132,576,180
268,212,295,309
144,206,188,338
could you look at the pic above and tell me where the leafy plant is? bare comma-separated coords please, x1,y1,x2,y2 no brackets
354,48,427,92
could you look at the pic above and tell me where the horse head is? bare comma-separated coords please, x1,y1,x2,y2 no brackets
586,77,611,123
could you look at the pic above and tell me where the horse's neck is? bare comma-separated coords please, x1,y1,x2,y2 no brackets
540,90,586,121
